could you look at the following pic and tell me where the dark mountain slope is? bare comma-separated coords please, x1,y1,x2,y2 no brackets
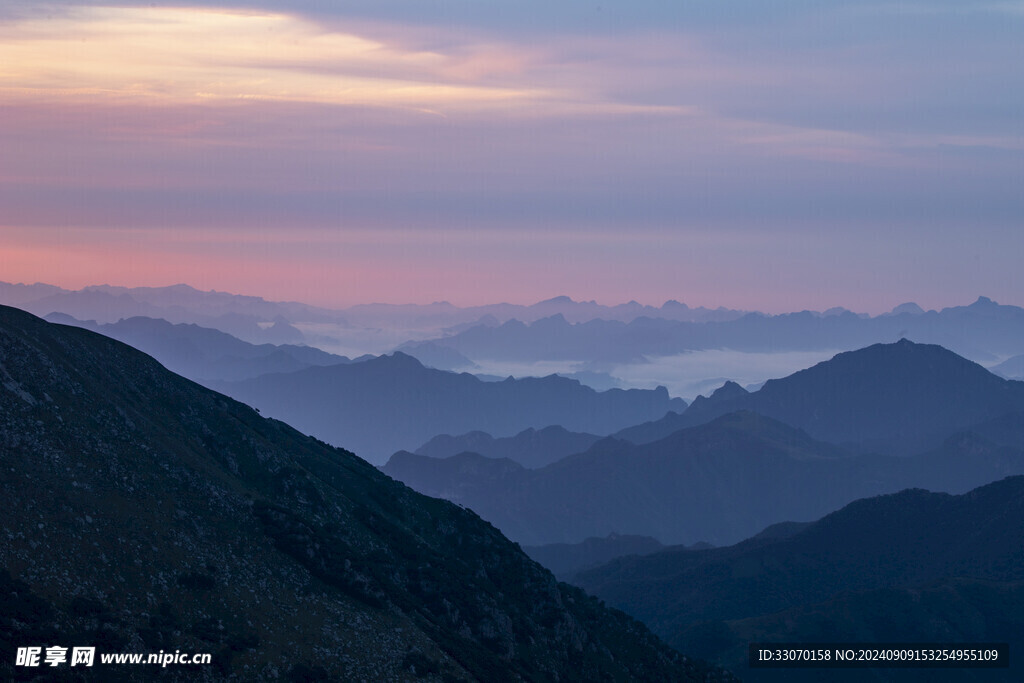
217,353,685,464
575,477,1024,680
0,305,726,681
616,340,1024,454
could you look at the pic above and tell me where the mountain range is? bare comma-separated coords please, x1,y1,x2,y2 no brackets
6,286,1024,680
384,342,1024,546
316,294,748,327
0,281,326,345
0,281,746,345
0,303,729,681
215,353,686,464
27,307,689,468
12,282,1024,372
401,296,1024,365
384,412,870,545
388,411,1023,547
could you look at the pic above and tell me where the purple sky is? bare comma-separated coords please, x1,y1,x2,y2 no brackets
1,1,1022,312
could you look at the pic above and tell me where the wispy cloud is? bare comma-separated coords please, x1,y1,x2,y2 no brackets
0,7,556,111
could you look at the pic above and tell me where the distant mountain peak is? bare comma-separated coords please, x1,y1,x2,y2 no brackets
699,409,818,443
681,381,749,416
384,350,425,366
536,295,575,305
533,313,569,326
775,339,988,379
890,302,925,316
710,381,748,400
623,338,1024,457
165,283,203,293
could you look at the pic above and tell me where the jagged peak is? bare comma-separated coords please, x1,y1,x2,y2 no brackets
710,380,748,400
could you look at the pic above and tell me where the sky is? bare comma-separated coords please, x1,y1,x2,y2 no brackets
1,1,1022,312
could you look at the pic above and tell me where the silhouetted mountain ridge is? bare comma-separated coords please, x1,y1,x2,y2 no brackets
385,342,1024,545
617,340,1024,454
414,425,602,469
384,411,926,545
217,352,685,464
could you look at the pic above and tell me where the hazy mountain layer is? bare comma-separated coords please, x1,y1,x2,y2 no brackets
384,407,1024,546
45,313,351,382
404,297,1024,364
414,425,602,469
0,304,728,681
399,341,479,371
992,353,1024,380
1,281,335,324
2,282,323,345
216,353,685,464
331,295,747,327
0,281,744,339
